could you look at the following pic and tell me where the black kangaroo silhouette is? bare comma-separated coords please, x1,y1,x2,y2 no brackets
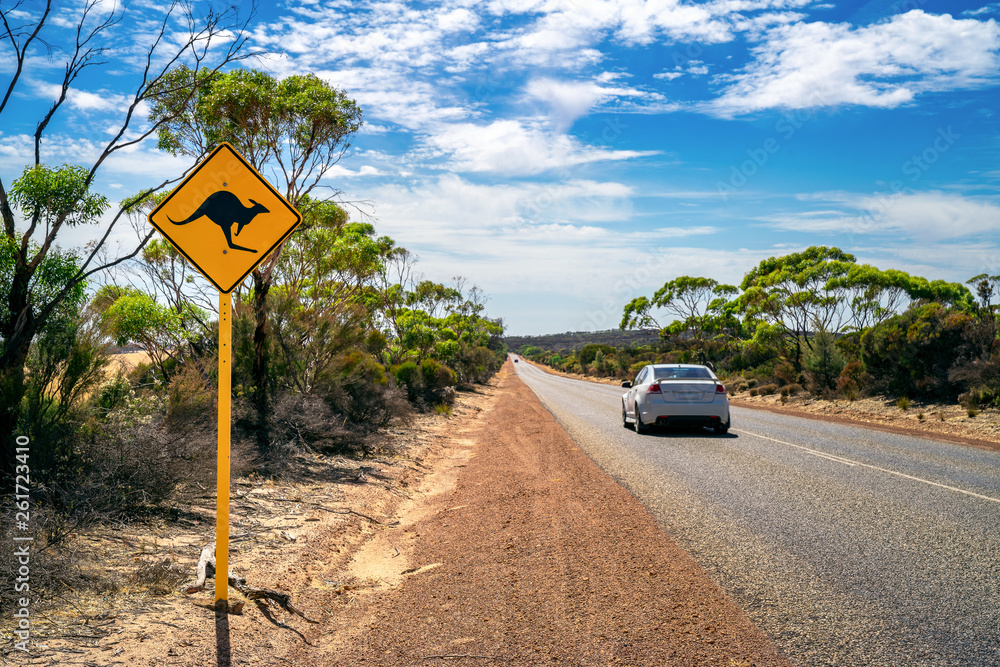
168,190,268,253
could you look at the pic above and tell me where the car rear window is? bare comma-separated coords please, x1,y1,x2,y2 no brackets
653,367,714,380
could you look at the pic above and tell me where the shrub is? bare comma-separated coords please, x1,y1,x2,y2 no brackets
165,364,214,427
773,360,800,387
392,361,422,402
861,302,975,399
897,397,911,411
836,361,870,397
804,326,845,393
780,383,803,397
69,390,223,516
421,358,456,390
759,384,778,396
949,355,1000,407
94,375,131,415
579,344,615,368
749,388,759,397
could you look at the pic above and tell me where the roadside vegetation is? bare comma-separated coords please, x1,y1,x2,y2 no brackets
0,3,504,617
520,247,998,415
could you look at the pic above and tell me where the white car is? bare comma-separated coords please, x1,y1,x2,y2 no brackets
621,364,731,434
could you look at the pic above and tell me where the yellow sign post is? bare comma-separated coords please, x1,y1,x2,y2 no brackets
148,143,302,604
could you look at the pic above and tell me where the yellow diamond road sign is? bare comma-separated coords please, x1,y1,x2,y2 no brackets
148,142,302,293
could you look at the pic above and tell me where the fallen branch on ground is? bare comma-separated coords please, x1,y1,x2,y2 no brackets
182,543,317,623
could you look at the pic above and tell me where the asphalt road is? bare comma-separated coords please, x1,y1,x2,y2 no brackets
512,358,1000,667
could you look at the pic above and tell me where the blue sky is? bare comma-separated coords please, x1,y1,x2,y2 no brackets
2,0,1000,335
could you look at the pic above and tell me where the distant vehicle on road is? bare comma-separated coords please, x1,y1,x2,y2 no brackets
621,364,730,434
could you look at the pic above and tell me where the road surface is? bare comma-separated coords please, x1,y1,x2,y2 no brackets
513,358,1000,667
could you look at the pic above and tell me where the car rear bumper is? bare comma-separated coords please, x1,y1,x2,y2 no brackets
653,415,725,428
640,402,730,426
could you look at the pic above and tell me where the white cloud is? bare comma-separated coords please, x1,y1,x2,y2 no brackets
360,173,759,326
765,191,1000,242
654,71,685,81
652,226,719,237
524,77,648,129
418,119,658,175
323,164,382,178
964,4,1000,18
711,10,1000,115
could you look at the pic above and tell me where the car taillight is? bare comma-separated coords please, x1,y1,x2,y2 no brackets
716,383,726,393
647,383,661,394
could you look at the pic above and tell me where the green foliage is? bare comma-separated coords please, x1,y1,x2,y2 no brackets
804,324,845,393
738,246,856,362
860,302,975,399
620,276,738,341
421,358,457,391
0,236,87,333
393,361,421,402
149,66,363,173
9,164,109,228
21,312,109,475
579,344,614,367
97,286,204,382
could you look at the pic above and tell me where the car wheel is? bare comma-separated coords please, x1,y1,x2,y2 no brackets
714,416,731,434
635,407,650,434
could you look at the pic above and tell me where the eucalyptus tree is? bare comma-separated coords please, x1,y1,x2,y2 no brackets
0,1,256,481
736,246,856,365
268,200,398,396
147,67,364,453
620,276,738,340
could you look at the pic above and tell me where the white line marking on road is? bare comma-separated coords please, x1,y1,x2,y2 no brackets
734,430,1000,504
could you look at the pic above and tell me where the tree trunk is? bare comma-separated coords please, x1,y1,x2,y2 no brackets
251,270,271,456
0,265,35,487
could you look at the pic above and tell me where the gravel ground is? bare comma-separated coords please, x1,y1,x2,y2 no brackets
313,363,792,666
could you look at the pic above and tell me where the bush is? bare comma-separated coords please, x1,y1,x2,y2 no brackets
836,361,870,397
804,327,845,393
67,389,224,517
780,383,803,397
421,358,456,393
861,303,975,399
773,360,800,387
759,384,778,396
579,344,615,368
949,355,1000,407
393,361,422,402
